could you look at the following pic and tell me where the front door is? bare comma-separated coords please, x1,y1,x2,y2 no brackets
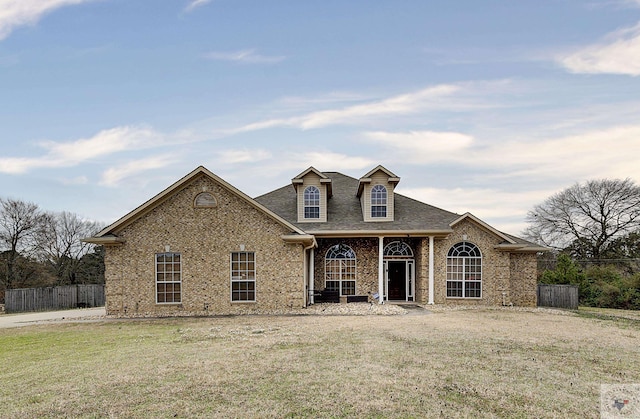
387,261,406,300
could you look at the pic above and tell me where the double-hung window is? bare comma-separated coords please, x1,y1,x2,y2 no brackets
371,185,387,218
304,186,320,219
231,251,256,302
156,252,181,303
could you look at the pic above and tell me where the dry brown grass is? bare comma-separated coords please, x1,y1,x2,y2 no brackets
1,307,639,418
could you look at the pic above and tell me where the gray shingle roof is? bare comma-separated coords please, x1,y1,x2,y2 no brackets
255,172,461,233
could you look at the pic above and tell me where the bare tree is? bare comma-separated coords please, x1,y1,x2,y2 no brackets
39,211,104,284
0,198,49,289
524,178,640,259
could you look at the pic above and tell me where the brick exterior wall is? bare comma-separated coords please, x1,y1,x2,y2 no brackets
509,252,538,307
431,218,537,307
104,173,304,317
306,219,537,308
102,171,538,316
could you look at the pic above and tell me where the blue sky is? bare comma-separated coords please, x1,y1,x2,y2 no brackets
1,0,640,234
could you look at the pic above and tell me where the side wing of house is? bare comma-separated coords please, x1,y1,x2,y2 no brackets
433,214,543,306
86,168,310,316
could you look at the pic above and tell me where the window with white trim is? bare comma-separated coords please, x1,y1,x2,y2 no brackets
446,242,482,298
304,186,320,219
325,244,356,296
384,241,413,257
371,185,387,218
231,251,256,302
156,253,181,304
194,192,217,207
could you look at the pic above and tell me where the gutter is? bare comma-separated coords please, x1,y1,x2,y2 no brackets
81,235,125,246
281,234,317,248
304,229,453,238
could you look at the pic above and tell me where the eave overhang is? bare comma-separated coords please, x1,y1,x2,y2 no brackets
305,229,453,239
82,235,125,246
494,244,548,253
281,234,317,248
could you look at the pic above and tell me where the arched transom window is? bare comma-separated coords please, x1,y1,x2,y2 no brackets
304,186,320,219
384,241,413,258
371,185,387,218
446,242,482,298
325,244,356,296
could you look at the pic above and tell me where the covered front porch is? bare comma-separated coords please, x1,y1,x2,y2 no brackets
303,234,446,306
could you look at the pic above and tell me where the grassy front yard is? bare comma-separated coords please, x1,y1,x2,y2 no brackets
1,307,638,418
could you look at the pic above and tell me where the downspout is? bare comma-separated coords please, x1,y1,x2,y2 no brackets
303,239,316,307
309,247,315,304
378,236,384,304
428,236,434,305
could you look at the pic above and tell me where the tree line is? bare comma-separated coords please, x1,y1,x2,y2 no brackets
525,178,640,309
0,198,105,303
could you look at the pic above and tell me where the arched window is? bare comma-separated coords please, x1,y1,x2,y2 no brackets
194,192,217,207
446,242,482,298
304,186,320,219
325,244,356,296
371,185,387,218
384,241,413,258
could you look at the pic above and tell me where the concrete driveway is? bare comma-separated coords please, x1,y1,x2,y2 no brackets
0,307,106,329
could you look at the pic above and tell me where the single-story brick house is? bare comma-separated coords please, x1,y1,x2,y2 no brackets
85,165,545,316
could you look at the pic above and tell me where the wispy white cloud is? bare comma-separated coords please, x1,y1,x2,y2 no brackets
0,0,95,41
216,148,272,164
483,125,640,180
100,155,178,187
184,0,212,13
363,124,640,185
560,22,640,76
203,49,285,64
363,130,474,163
276,91,374,108
398,186,555,233
0,126,163,174
229,84,461,133
286,152,374,172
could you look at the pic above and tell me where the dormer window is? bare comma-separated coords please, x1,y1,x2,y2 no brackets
371,185,387,218
293,167,332,222
357,165,399,222
304,186,320,219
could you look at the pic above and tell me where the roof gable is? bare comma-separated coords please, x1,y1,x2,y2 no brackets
292,166,332,197
357,165,400,197
91,166,306,241
450,212,516,244
360,165,399,180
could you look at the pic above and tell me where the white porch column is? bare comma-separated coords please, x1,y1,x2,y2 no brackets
309,248,315,304
378,236,384,304
428,235,435,304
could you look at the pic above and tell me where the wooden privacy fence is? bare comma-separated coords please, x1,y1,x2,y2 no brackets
5,284,105,313
537,284,579,310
